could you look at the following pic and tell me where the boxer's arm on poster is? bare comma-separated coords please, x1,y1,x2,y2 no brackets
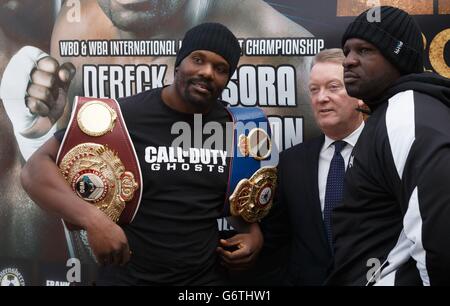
26,56,75,134
217,222,264,271
0,46,75,160
20,137,131,266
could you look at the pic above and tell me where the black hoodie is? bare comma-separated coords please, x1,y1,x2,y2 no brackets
328,72,450,286
382,72,450,107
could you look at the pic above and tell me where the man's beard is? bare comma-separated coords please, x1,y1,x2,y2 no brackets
180,77,222,112
109,10,160,33
98,0,185,34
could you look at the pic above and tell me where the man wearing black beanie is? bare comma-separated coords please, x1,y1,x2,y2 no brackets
327,6,450,285
21,22,266,286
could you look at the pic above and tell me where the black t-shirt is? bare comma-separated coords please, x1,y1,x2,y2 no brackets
57,88,232,285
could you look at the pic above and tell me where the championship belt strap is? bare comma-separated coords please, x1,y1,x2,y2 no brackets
56,97,142,230
224,107,277,223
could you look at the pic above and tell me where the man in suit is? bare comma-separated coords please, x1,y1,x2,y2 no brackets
260,48,365,285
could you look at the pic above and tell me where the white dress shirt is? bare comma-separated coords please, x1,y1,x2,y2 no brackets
318,122,364,216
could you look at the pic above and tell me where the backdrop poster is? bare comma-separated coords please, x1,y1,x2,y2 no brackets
0,0,448,286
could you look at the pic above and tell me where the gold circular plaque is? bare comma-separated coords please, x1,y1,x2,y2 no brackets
229,166,277,223
77,101,117,137
59,143,138,223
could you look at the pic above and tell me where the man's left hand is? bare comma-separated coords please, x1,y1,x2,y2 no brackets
217,223,264,271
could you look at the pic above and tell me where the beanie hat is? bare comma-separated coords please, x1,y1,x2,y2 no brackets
341,6,424,74
175,22,241,78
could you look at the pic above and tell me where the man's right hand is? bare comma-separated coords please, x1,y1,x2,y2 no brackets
85,210,131,266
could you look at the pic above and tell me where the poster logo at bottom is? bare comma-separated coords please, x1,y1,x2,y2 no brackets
0,268,26,286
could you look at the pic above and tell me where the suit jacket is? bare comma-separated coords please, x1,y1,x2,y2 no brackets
261,134,333,286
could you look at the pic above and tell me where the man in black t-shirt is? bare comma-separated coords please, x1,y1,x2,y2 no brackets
21,23,264,285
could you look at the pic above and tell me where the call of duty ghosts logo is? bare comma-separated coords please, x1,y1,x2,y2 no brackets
0,268,26,286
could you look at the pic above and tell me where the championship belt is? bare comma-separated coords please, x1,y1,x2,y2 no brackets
56,97,142,230
224,107,277,223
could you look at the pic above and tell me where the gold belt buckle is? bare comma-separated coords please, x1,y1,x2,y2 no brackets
59,143,138,222
229,166,277,223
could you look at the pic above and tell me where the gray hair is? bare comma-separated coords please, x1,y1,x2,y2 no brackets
311,48,345,70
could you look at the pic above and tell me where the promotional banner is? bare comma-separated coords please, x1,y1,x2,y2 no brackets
0,0,448,286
